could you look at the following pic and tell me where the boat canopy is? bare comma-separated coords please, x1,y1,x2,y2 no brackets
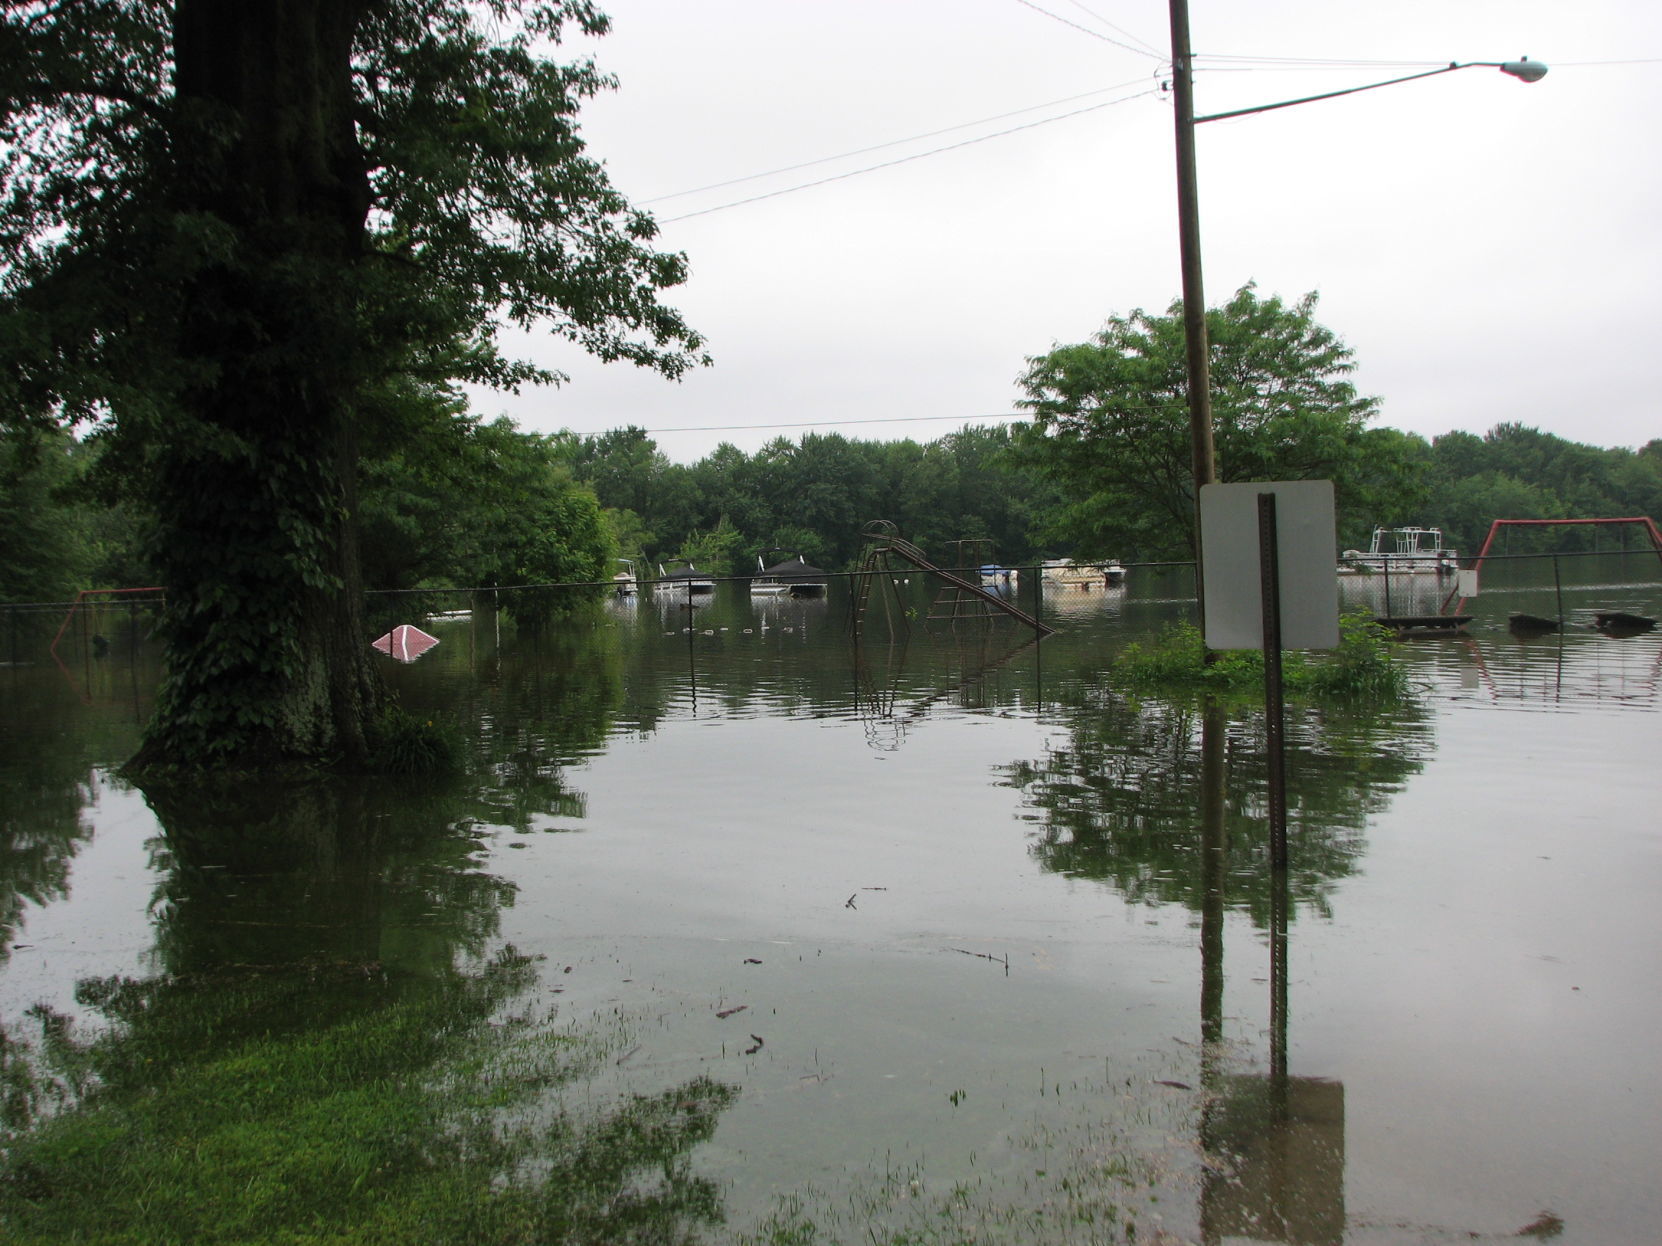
760,555,825,582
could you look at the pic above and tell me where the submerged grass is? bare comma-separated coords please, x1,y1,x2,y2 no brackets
366,704,466,775
731,1048,1204,1246
1113,612,1413,703
0,950,736,1245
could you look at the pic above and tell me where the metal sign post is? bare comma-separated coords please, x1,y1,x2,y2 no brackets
1200,479,1339,877
1257,492,1289,872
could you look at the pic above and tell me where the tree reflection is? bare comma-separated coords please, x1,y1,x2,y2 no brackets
0,669,131,961
0,775,88,965
138,772,516,975
412,621,627,830
1003,685,1434,922
1,773,739,1242
1006,687,1429,1244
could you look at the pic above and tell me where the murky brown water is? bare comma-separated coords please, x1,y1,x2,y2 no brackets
3,553,1659,1243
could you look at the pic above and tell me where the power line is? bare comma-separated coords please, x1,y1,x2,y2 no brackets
1195,54,1451,68
639,397,1241,436
1011,0,1163,59
1547,57,1662,66
1193,53,1662,70
643,413,1029,435
660,84,1157,223
1060,0,1166,59
641,81,1156,206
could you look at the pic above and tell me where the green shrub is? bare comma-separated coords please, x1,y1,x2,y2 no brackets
1114,613,1410,703
1307,611,1411,701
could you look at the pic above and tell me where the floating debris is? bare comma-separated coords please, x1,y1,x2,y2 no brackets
1508,613,1559,635
1594,610,1655,634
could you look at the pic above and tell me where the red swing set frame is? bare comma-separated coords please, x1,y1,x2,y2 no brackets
1442,517,1662,615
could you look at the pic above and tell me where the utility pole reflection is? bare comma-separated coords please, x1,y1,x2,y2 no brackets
1196,702,1346,1245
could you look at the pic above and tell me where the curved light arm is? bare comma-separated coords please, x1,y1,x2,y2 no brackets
1196,58,1547,125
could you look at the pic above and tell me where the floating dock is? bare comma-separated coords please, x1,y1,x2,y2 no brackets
1376,614,1472,637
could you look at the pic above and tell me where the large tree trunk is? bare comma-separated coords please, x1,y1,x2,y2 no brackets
131,0,384,769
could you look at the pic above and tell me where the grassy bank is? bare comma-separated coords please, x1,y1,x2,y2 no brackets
0,950,735,1245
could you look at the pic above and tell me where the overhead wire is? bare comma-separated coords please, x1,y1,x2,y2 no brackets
644,1,1623,228
641,413,1031,435
658,81,1157,223
1011,0,1163,59
1059,0,1165,58
641,81,1160,206
1190,54,1662,72
635,397,1250,437
1195,54,1452,68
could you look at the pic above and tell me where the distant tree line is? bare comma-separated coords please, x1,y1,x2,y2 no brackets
6,411,1658,607
557,422,1062,578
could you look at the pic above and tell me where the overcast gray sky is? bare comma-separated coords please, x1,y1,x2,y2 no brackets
473,0,1662,463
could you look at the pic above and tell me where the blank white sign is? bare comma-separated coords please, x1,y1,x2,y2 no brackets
1199,480,1339,651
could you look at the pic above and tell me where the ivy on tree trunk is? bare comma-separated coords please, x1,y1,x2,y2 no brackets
132,1,384,768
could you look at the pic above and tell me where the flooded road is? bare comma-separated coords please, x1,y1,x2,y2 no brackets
2,554,1659,1243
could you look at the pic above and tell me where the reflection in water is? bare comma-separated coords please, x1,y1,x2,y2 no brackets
1201,1072,1347,1246
1454,631,1662,708
1194,705,1348,1245
0,774,739,1241
1199,704,1226,1047
0,653,157,963
138,773,514,974
1006,678,1388,1236
1038,580,1131,623
0,772,91,967
852,627,1041,751
1003,684,1433,923
6,570,1655,1241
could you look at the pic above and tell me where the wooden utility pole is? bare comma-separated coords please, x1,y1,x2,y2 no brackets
1168,0,1215,491
1168,0,1216,627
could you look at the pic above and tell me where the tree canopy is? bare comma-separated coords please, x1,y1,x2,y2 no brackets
1010,285,1400,560
1422,423,1662,553
1,1,704,768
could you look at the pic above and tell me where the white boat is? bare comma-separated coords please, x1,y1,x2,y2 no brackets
1338,527,1458,577
751,552,828,597
653,559,715,595
612,558,638,596
1040,559,1126,589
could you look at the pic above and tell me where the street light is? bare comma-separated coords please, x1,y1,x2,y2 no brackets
1197,58,1548,124
1166,0,1546,623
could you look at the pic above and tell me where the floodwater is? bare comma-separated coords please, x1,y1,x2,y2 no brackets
2,553,1660,1244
